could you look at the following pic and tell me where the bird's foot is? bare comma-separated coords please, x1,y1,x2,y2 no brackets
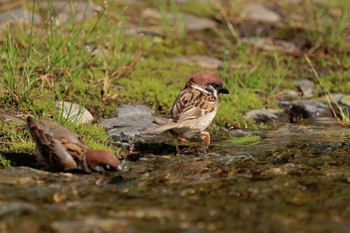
198,146,209,159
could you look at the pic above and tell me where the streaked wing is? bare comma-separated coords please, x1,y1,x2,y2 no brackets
39,119,89,147
27,117,87,170
171,87,217,123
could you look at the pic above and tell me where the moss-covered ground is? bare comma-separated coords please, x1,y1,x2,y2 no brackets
1,0,350,166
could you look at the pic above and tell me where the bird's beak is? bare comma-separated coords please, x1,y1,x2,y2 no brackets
218,87,229,94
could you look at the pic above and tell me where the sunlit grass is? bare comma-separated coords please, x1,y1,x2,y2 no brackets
1,0,350,162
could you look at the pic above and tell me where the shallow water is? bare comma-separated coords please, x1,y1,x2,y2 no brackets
2,124,350,233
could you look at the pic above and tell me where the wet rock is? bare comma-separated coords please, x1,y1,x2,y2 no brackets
295,79,316,98
211,154,254,165
0,8,42,26
36,1,96,24
55,101,94,124
101,104,169,143
171,55,223,69
244,109,285,124
261,163,304,176
52,217,129,233
142,8,216,31
278,99,333,123
0,167,49,185
243,3,281,23
326,93,345,103
0,201,37,217
117,104,154,118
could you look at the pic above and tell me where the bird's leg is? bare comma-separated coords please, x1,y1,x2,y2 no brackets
173,133,181,155
199,131,210,157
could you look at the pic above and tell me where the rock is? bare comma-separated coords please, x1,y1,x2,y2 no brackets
0,201,37,217
0,8,42,26
0,167,50,185
176,0,212,3
102,115,155,129
142,8,216,31
278,99,333,123
123,24,164,38
116,104,154,118
100,105,170,143
244,109,284,124
317,93,344,104
284,0,303,3
261,163,302,176
241,37,302,56
183,12,216,31
36,1,96,24
118,0,143,5
277,89,300,100
295,79,316,98
243,3,281,23
171,55,223,69
211,154,254,165
55,101,94,124
52,217,129,233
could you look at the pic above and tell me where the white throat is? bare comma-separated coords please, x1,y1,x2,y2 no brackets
191,84,218,98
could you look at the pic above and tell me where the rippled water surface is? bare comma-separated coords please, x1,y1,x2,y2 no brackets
1,124,350,232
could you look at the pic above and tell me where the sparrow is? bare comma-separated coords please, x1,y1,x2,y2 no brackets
142,71,229,155
0,112,121,173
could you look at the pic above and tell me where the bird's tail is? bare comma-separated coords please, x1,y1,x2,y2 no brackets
0,111,27,126
141,121,178,134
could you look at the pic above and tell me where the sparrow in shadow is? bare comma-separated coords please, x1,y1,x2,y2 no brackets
0,112,121,173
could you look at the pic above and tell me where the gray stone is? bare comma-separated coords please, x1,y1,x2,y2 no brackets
183,12,216,31
123,24,164,38
142,8,216,31
278,99,333,123
0,201,37,217
211,154,254,165
52,217,129,233
116,104,154,118
100,104,170,143
0,8,42,26
55,101,94,124
295,79,316,98
243,3,281,23
171,55,223,69
176,0,212,3
36,1,96,24
317,93,344,104
241,37,302,55
245,109,284,123
102,115,155,129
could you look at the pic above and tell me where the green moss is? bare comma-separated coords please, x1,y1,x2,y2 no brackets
179,1,216,17
2,0,350,156
0,155,11,168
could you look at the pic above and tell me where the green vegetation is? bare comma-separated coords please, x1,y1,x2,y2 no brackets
226,135,261,145
1,0,350,162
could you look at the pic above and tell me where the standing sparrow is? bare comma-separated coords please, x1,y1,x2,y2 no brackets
0,112,121,173
142,71,229,155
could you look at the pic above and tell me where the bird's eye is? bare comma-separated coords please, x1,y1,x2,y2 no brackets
212,83,221,89
104,164,111,170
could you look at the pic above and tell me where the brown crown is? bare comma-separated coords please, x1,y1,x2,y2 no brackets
186,71,224,88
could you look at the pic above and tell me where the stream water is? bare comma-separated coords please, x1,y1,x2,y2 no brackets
1,124,350,232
